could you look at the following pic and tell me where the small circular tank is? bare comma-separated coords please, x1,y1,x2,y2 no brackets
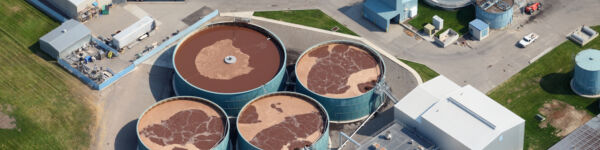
172,22,287,117
475,0,514,29
295,40,386,122
137,96,230,150
571,49,600,98
236,92,330,150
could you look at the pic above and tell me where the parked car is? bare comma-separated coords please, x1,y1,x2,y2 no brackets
518,33,539,48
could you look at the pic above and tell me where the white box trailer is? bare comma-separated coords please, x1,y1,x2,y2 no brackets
112,16,155,49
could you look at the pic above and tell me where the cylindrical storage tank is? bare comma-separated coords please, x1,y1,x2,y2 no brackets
571,49,600,98
295,40,386,122
475,0,514,29
137,96,230,150
236,92,330,150
424,0,473,10
172,22,287,117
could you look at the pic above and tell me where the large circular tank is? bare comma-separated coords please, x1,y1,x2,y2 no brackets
295,40,386,122
475,0,514,29
424,0,473,9
571,49,600,98
236,92,330,150
172,22,287,117
137,96,230,150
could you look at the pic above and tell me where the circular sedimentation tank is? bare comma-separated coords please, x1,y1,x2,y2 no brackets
236,92,330,150
424,0,473,9
475,0,514,29
172,22,287,117
571,49,600,98
295,40,386,122
137,96,230,150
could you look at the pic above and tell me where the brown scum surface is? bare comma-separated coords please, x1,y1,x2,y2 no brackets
138,99,225,150
237,94,325,150
296,43,381,98
174,25,282,93
538,100,593,137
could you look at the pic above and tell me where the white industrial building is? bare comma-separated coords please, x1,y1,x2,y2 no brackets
39,19,92,60
394,76,525,150
44,0,111,19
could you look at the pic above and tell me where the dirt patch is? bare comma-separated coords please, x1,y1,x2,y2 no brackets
0,104,17,130
9,6,21,12
538,100,593,136
404,29,415,37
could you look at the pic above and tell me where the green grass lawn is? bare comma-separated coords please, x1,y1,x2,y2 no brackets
0,0,95,149
399,59,439,82
254,9,359,36
408,0,475,35
487,26,600,150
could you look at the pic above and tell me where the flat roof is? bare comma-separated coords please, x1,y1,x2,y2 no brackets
296,43,381,98
395,76,524,149
575,49,600,71
356,123,435,150
470,19,489,31
174,24,283,93
138,98,226,150
237,93,326,150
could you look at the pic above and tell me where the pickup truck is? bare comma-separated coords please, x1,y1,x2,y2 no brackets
518,33,539,48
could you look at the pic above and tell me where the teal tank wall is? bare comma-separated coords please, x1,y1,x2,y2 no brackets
295,40,386,122
136,96,231,150
172,22,287,117
572,49,600,97
236,92,330,150
475,1,513,29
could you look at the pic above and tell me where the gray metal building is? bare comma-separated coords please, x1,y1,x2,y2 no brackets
39,19,92,60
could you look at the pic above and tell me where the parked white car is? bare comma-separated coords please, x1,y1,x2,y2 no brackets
518,33,539,48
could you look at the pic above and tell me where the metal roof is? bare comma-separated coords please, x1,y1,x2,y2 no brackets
575,49,600,71
40,19,91,52
395,75,524,149
470,19,489,31
550,114,600,150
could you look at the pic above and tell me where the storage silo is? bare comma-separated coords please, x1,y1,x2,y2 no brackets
236,92,330,150
475,0,514,29
571,49,600,98
172,22,287,117
137,96,230,150
295,40,386,122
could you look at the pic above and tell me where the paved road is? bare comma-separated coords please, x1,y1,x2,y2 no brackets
92,0,600,149
318,0,600,92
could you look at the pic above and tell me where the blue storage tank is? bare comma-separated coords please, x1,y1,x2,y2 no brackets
295,40,386,122
475,0,514,29
236,92,330,150
571,49,600,97
137,96,231,150
172,22,287,117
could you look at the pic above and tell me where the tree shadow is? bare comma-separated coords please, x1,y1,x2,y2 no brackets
28,42,54,61
337,2,385,32
539,71,575,95
114,119,139,150
148,46,175,101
